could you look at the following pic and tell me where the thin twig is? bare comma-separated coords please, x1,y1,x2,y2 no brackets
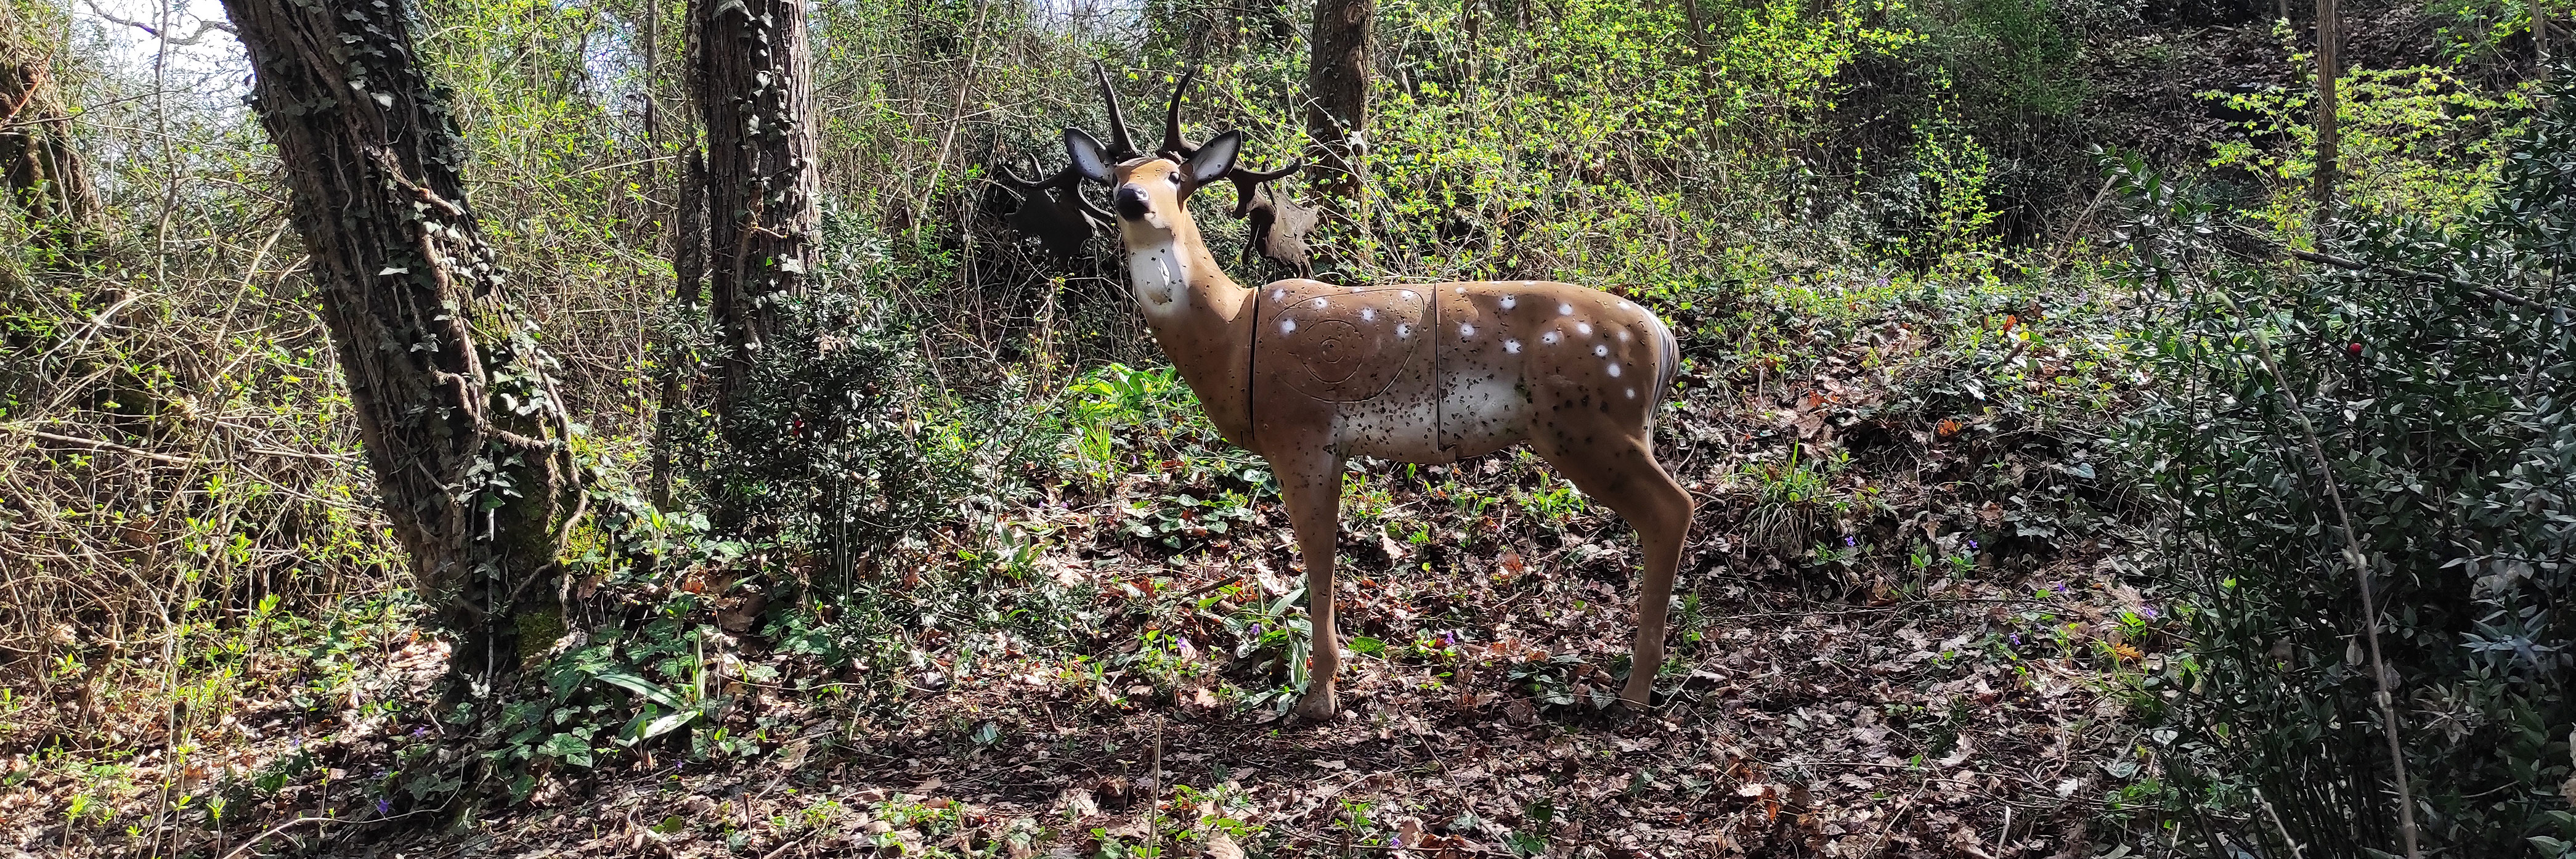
2235,225,2572,317
2247,328,2422,859
2254,786,2307,858
7,426,198,466
217,816,341,859
1866,772,1933,858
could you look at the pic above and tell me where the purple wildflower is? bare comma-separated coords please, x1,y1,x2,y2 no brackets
1967,539,1979,550
2140,606,2160,621
2009,633,2023,646
375,798,392,815
1844,535,1856,547
1439,632,1458,648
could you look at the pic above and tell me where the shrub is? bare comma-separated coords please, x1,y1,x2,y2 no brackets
685,291,980,582
2119,72,2576,854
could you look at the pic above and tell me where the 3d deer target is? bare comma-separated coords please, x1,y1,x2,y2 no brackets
1039,63,1694,720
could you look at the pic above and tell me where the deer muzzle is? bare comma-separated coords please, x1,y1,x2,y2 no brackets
1115,185,1152,221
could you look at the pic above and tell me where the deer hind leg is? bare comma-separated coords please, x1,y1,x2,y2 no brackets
1534,434,1694,709
1274,448,1348,721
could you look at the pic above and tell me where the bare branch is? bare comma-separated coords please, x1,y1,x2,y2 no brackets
78,0,237,46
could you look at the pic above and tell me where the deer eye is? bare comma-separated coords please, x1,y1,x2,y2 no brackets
1166,172,1182,185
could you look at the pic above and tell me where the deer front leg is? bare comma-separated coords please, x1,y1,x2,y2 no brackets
1275,450,1347,721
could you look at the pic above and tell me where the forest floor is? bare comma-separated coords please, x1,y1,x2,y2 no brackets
0,0,2530,853
5,257,2180,857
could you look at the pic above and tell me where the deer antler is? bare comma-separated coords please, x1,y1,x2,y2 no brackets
1091,61,1143,163
994,153,1107,257
1224,161,1302,219
1160,68,1200,160
997,154,1110,221
1153,68,1306,218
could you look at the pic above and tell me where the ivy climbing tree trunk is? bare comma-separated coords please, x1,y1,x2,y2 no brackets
653,147,706,511
220,0,586,682
649,2,703,512
0,0,106,256
1305,0,1373,213
691,0,819,418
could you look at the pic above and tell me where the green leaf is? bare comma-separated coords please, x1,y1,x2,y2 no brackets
536,731,592,767
637,710,697,741
590,669,686,710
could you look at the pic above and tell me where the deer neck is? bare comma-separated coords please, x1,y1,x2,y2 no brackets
1123,216,1255,443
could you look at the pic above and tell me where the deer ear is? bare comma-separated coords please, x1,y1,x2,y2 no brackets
1181,130,1243,188
1066,128,1114,185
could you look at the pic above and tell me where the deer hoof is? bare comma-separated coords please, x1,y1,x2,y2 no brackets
1618,680,1656,711
1293,688,1339,721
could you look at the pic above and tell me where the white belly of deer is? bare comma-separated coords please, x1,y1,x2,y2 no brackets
1325,373,1532,462
1439,373,1531,455
1128,239,1188,319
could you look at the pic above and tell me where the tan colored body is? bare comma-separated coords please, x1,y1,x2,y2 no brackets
1102,156,1694,718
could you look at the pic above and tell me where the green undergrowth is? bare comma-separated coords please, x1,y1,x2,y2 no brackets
302,234,2156,829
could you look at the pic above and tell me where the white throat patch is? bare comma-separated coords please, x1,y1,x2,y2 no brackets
1128,237,1189,319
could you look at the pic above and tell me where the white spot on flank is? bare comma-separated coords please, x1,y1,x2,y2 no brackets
1459,324,1476,338
1618,329,1631,341
1542,330,1561,344
1558,303,1574,316
1397,324,1412,338
1593,344,1609,357
1500,295,1517,309
1310,298,1328,309
1281,319,1297,333
1607,362,1623,377
1456,287,1467,293
1577,322,1593,336
1626,388,1637,399
1361,307,1377,321
1273,288,1286,301
1505,339,1522,353
1401,290,1419,301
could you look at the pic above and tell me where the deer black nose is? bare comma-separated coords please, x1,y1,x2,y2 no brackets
1115,185,1151,220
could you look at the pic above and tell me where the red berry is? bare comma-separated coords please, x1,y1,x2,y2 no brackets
2346,343,2363,356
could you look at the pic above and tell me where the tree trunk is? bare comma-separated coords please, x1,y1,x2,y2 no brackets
221,0,585,682
2312,0,2339,214
693,0,819,417
648,0,699,511
2537,0,2551,70
653,149,706,511
0,0,105,255
1306,0,1374,210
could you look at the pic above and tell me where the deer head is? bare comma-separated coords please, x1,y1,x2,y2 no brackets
994,154,1107,258
1147,75,1319,276
1006,65,1309,273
